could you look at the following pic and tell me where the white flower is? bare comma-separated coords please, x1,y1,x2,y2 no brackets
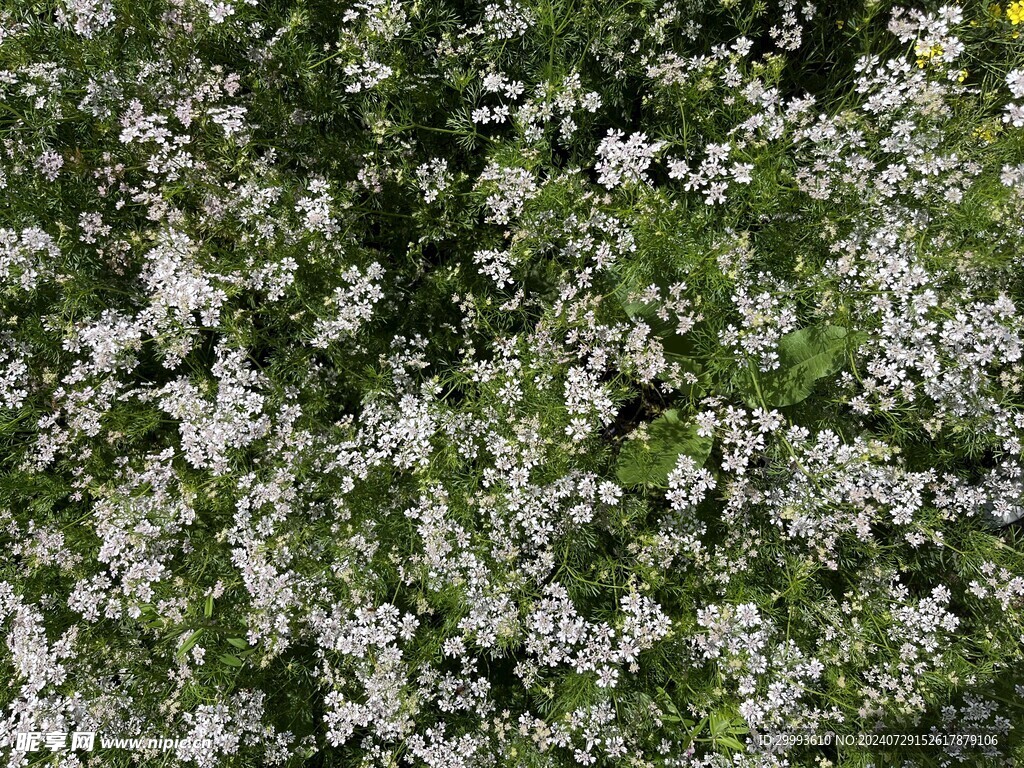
1003,102,1024,128
594,129,665,189
1008,69,1024,98
56,0,114,38
311,262,386,347
415,158,454,203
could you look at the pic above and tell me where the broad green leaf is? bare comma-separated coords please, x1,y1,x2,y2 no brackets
219,654,244,667
616,409,713,488
745,325,860,407
226,637,249,649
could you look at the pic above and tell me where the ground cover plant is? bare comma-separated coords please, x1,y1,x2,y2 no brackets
2,0,1024,766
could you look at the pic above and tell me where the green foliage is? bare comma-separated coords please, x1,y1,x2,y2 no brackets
741,324,863,407
616,409,712,487
2,0,1024,766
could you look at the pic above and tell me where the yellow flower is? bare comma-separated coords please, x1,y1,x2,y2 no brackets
915,43,944,68
973,125,996,142
1009,1,1024,23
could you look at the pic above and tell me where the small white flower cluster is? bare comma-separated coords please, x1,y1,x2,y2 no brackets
645,50,716,90
248,256,299,301
667,455,717,511
719,285,798,371
1004,67,1024,127
694,603,828,736
310,262,385,347
698,405,785,478
594,129,665,189
562,365,616,442
0,344,28,411
342,0,409,36
176,691,288,767
476,162,539,224
619,320,669,385
159,344,271,474
933,694,1012,763
63,309,143,374
857,580,961,720
296,177,339,239
834,217,1024,453
13,523,78,572
480,0,535,41
540,701,630,765
556,205,636,272
525,584,671,689
199,0,258,25
624,281,703,336
967,561,1024,611
34,149,63,182
472,247,516,288
481,71,525,99
668,142,753,205
415,158,454,204
56,0,115,38
1008,68,1024,99
227,471,301,656
0,226,59,291
471,102,510,125
889,4,965,70
0,582,79,747
515,73,602,143
209,104,248,138
1001,161,1024,191
343,60,395,93
335,0,409,93
769,0,809,51
358,388,439,471
119,98,173,146
78,211,111,244
316,603,419,746
790,57,967,202
139,229,227,366
758,429,936,563
82,448,196,610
